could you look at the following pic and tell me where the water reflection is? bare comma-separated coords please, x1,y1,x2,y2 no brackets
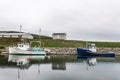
77,57,97,66
8,55,49,79
5,55,116,70
8,55,30,69
0,54,118,80
77,56,116,71
52,63,66,70
7,55,114,71
8,55,48,69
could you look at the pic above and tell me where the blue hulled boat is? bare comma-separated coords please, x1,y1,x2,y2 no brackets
77,43,115,57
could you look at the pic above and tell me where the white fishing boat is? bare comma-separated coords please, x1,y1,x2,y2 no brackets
8,26,46,55
9,41,46,55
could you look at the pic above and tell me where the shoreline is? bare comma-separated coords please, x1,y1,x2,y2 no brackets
1,48,120,55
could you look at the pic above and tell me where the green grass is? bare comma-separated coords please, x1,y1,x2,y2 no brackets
0,38,120,48
88,41,120,48
39,40,120,48
41,39,86,48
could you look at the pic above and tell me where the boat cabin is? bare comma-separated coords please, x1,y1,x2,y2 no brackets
17,43,30,50
87,43,96,52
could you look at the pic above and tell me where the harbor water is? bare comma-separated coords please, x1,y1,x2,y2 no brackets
0,54,120,80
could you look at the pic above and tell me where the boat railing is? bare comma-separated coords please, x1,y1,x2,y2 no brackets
30,41,41,47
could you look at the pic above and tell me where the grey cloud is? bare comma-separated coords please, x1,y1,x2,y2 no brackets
0,0,120,41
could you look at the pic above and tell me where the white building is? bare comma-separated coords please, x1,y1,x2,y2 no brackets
0,31,33,39
52,33,66,40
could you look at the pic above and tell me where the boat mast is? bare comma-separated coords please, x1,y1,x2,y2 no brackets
39,27,41,47
20,25,26,44
20,25,22,32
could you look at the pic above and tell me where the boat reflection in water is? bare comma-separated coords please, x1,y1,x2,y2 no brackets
86,58,97,67
8,54,49,79
77,56,97,71
8,55,29,69
0,54,118,80
8,55,48,69
77,56,115,70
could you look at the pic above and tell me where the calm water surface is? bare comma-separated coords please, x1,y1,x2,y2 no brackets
0,54,120,80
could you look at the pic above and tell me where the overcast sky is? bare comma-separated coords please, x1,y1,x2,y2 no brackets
0,0,120,41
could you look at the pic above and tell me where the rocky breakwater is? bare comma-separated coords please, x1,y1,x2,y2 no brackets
45,48,120,55
0,49,8,54
45,48,76,55
97,48,120,55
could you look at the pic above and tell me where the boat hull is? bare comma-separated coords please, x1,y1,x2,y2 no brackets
9,47,46,55
77,48,115,57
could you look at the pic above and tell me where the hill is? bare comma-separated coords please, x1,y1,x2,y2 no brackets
0,38,120,48
0,31,120,48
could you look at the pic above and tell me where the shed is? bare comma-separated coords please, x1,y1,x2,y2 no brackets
52,33,66,40
0,31,33,39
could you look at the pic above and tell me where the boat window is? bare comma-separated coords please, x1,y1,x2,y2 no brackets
87,44,96,49
18,44,23,47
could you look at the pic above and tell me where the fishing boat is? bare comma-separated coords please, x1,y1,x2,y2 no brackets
8,26,46,55
77,43,115,57
9,41,46,55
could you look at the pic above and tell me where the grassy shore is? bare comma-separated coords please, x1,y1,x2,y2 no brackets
37,39,120,48
0,38,120,48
